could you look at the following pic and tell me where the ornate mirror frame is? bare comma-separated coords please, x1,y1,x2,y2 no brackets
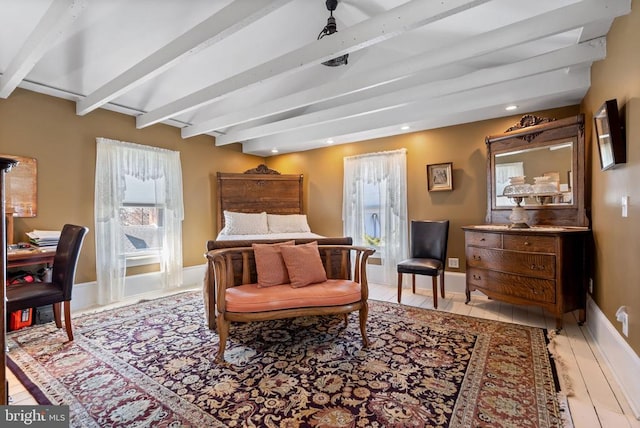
485,114,589,227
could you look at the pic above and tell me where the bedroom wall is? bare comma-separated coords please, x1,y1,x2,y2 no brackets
581,0,640,354
0,88,262,284
266,105,580,280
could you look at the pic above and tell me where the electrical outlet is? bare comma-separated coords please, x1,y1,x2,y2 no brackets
589,278,594,294
448,258,459,268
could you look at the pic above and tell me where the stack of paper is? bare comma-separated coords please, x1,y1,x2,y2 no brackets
26,230,61,248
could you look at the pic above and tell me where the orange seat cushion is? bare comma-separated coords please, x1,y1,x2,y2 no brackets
225,280,361,313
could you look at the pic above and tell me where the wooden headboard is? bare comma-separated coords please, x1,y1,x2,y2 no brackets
217,164,303,232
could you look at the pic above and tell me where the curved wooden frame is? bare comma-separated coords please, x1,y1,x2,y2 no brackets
485,114,589,227
205,244,375,362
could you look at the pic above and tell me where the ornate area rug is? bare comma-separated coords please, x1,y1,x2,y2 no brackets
8,291,566,427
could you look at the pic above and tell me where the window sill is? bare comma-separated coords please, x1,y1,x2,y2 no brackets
124,252,161,267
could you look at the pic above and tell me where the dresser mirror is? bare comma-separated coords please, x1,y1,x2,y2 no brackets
485,114,589,227
494,140,573,207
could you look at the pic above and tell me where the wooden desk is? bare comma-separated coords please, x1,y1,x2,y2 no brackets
7,248,55,269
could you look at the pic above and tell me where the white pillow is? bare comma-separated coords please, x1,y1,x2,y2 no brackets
267,214,311,233
222,211,268,235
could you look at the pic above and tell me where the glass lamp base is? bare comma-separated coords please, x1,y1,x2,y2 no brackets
509,205,530,228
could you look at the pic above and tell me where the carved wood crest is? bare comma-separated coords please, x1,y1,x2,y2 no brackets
244,164,281,175
505,115,556,143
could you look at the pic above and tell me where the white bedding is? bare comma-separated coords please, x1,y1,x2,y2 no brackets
217,211,322,241
215,232,324,241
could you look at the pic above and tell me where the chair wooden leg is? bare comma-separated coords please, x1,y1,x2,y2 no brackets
63,301,74,341
215,317,230,363
411,274,416,294
397,273,403,303
359,303,370,347
342,313,348,328
440,270,446,298
431,276,438,309
53,303,62,328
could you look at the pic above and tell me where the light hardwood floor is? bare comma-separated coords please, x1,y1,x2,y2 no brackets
8,283,640,428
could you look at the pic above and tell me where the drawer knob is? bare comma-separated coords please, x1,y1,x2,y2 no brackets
473,255,482,261
529,264,546,271
472,274,481,280
524,241,530,246
480,238,486,241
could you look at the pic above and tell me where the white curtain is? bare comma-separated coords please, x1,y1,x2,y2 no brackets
95,138,184,304
343,149,408,284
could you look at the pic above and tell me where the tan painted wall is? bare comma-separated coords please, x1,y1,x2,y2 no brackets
3,1,637,357
581,0,640,354
0,89,263,283
267,105,580,279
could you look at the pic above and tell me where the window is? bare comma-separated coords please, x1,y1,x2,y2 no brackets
95,138,184,304
363,182,383,247
120,175,165,266
343,149,408,285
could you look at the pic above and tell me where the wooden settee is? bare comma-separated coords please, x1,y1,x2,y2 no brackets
204,238,375,362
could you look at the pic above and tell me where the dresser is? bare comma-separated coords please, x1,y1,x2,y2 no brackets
463,225,591,330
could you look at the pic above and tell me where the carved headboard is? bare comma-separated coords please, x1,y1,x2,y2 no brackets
216,164,304,232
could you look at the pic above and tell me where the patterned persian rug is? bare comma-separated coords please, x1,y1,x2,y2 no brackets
7,291,566,427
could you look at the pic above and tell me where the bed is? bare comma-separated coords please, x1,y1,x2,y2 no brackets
204,165,354,328
214,164,324,241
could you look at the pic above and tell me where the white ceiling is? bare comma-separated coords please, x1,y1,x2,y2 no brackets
0,0,631,156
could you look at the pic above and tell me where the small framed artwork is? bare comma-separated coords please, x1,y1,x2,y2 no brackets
427,162,453,192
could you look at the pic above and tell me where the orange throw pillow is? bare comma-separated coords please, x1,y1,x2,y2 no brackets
280,241,327,288
253,241,295,287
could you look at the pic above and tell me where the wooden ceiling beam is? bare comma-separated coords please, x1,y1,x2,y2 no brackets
75,0,294,116
240,68,591,155
216,38,606,145
0,0,86,99
136,0,492,129
185,0,629,140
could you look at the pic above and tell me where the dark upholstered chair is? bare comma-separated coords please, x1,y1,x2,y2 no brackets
7,224,88,341
397,220,449,308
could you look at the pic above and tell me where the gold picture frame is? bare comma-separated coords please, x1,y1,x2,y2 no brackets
427,162,453,192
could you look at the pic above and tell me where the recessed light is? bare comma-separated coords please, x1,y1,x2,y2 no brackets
401,125,410,131
271,148,278,153
505,105,518,111
326,139,334,144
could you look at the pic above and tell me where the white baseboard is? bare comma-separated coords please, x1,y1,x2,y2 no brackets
586,295,640,419
369,265,467,292
71,264,206,313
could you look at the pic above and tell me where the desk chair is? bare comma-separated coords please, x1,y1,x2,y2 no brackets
397,220,449,308
7,224,88,341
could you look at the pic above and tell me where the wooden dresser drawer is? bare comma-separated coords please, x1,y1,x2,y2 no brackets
503,234,556,253
466,247,556,279
467,267,556,304
465,231,501,248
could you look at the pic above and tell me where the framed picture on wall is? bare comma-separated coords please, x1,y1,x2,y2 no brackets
0,154,37,217
427,162,453,192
